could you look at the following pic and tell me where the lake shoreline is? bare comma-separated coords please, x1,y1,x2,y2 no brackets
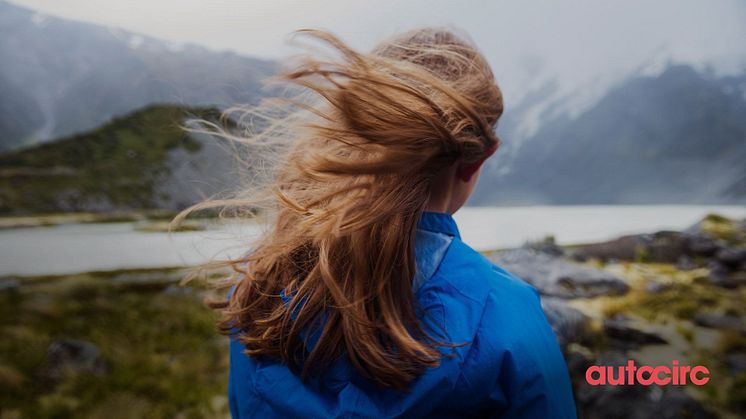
3,212,745,418
2,205,745,277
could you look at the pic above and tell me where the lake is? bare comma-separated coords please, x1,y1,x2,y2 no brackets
1,205,744,276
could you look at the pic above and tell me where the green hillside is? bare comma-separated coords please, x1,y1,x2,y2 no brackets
0,105,221,214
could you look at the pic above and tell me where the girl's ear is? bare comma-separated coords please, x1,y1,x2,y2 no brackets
455,141,499,182
456,160,483,182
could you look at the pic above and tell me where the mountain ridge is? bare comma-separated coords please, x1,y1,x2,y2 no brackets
475,64,746,205
0,0,275,151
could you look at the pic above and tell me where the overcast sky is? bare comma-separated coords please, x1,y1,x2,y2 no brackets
8,0,746,105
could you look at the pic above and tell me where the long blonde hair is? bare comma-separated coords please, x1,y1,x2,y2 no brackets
178,28,503,389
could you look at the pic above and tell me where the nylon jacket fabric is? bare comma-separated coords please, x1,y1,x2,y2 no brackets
228,212,577,418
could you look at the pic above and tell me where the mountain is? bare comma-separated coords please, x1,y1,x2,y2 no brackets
474,64,746,205
0,0,275,151
4,64,744,215
2,0,744,209
0,105,243,214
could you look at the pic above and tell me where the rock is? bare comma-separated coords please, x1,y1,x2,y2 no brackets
674,256,697,271
575,352,717,419
645,281,672,294
715,247,746,269
603,318,667,347
573,231,726,264
645,388,718,419
524,236,565,257
541,297,592,349
686,233,722,257
726,354,746,374
573,352,650,417
693,313,746,333
564,349,593,380
573,231,691,263
491,249,629,299
0,278,20,292
572,235,641,262
644,231,692,264
708,261,745,288
40,339,109,384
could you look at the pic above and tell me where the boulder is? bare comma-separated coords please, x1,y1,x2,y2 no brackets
0,278,20,293
40,339,109,384
693,313,746,333
524,236,565,257
726,354,746,374
541,297,592,349
708,260,746,289
603,318,667,347
573,231,725,263
715,247,746,269
490,249,629,299
572,235,641,262
686,232,722,257
644,231,692,263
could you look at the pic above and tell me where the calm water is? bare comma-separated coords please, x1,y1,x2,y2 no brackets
1,205,744,276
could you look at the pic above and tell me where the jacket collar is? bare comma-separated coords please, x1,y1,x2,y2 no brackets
418,211,460,239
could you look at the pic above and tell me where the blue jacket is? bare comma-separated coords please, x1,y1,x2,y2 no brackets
229,212,577,418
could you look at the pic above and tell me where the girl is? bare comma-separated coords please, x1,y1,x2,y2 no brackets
188,28,576,418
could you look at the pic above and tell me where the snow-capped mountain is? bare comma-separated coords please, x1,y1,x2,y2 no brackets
475,64,746,205
2,0,745,205
0,0,275,150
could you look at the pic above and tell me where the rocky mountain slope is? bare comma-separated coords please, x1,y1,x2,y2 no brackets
475,65,746,205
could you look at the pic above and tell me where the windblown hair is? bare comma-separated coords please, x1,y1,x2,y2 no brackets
178,28,503,389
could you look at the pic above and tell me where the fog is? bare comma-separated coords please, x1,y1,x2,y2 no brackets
9,0,746,106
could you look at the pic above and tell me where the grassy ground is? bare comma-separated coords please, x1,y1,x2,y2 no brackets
0,268,230,419
1,214,743,417
571,261,746,417
6,262,743,418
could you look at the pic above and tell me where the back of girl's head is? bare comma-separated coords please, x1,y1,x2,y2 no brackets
183,27,503,389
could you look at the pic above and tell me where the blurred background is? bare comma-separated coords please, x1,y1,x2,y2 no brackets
0,0,745,417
